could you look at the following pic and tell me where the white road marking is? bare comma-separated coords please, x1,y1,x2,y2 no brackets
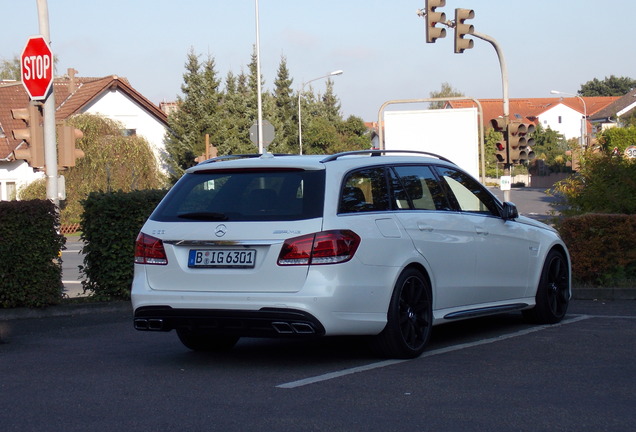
276,315,592,389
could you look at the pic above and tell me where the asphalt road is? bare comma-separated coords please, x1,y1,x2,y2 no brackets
61,237,85,298
1,300,634,432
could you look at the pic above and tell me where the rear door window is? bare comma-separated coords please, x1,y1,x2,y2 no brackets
392,165,451,211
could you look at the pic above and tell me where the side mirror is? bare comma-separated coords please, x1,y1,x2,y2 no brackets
501,202,519,220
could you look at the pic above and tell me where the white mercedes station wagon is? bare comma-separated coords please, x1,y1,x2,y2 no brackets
132,150,571,358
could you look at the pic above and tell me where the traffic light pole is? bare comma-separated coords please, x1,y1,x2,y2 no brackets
37,0,59,205
472,30,512,202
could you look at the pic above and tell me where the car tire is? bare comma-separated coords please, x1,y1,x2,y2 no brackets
372,268,433,359
176,328,240,352
524,250,570,324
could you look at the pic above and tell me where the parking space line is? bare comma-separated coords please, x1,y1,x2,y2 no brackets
276,315,592,389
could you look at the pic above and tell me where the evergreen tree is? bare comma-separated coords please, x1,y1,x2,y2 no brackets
164,49,222,181
321,79,342,123
269,56,297,153
217,71,253,155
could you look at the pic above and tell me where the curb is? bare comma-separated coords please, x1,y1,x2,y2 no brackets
0,301,131,321
1,289,633,322
573,287,636,301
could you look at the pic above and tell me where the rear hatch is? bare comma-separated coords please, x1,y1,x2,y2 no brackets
140,164,325,293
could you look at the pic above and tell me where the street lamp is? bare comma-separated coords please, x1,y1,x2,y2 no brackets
297,70,343,155
550,90,588,147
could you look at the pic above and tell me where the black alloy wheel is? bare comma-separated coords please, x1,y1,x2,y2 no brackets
524,250,570,324
372,268,433,359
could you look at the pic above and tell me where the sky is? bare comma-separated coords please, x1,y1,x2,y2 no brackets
3,1,636,121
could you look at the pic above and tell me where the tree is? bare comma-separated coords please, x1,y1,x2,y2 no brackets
429,82,465,109
321,79,342,123
217,71,253,155
19,114,165,224
0,57,21,80
597,125,636,154
164,49,222,181
268,56,297,154
578,75,636,97
529,124,570,172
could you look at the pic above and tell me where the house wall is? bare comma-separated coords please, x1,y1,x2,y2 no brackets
538,104,585,140
0,160,44,200
82,91,169,172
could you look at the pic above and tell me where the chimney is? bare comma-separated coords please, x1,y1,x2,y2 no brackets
68,68,78,93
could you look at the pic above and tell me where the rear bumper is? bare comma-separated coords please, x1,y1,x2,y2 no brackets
133,306,326,338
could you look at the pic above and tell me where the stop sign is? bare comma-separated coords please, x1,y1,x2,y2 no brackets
20,35,53,100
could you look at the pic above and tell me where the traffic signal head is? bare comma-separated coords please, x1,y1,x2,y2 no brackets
490,117,506,132
454,8,475,53
508,122,535,164
491,118,508,164
57,124,85,168
11,104,45,168
425,0,447,43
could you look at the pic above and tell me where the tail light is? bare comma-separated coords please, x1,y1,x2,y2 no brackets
135,233,168,265
278,230,360,266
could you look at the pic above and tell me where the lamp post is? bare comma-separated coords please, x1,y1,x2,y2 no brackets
297,70,343,155
550,90,588,148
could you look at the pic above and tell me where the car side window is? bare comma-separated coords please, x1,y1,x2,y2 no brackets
436,166,500,216
393,165,450,211
339,167,390,213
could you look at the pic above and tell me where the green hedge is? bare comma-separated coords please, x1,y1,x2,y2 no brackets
559,214,636,286
80,189,167,300
0,200,65,308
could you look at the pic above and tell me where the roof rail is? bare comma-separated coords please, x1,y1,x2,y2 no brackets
197,153,293,165
320,149,455,164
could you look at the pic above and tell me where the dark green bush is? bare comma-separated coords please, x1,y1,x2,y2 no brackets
80,189,167,300
0,200,65,308
558,214,636,286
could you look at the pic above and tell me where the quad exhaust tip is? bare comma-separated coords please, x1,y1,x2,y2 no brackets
134,318,164,331
272,322,315,334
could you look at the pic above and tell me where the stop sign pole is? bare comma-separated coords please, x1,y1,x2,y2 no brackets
24,0,59,204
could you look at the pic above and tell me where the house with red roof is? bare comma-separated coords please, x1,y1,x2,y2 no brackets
0,70,169,200
446,96,619,143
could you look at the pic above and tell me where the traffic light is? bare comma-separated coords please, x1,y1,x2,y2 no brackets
490,117,508,164
454,8,475,53
425,0,447,43
508,122,536,164
57,124,85,168
11,104,45,168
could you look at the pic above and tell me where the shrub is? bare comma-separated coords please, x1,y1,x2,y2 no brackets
0,200,65,307
80,189,167,300
558,214,636,285
550,153,636,216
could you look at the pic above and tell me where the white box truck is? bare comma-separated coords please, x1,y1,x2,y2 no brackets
383,107,480,180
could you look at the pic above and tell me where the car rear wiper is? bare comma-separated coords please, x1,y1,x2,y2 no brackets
177,211,229,221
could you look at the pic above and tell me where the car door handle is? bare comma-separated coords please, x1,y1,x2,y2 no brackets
417,222,434,232
475,226,489,236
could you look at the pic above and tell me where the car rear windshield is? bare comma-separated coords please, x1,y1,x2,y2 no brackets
150,168,326,222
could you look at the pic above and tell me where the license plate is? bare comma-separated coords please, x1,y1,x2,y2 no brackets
188,249,256,268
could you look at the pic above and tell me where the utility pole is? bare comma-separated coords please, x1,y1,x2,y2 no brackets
36,0,59,205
